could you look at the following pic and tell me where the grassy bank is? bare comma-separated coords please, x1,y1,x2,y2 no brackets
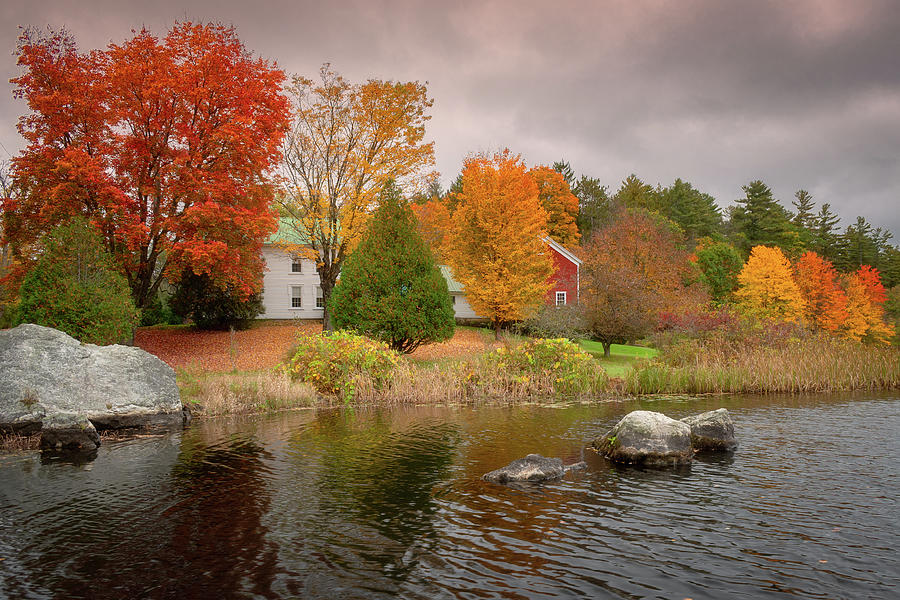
577,341,658,377
625,334,900,394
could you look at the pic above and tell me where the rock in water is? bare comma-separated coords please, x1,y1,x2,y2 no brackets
40,413,101,452
592,410,693,466
681,408,737,451
483,454,567,483
0,324,186,446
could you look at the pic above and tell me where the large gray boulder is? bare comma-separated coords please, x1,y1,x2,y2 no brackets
483,453,585,484
0,324,186,448
592,410,693,466
681,408,737,451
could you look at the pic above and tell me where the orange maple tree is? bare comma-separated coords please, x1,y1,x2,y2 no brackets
734,245,806,322
840,267,894,344
444,150,553,338
792,251,848,332
3,23,290,307
528,166,580,246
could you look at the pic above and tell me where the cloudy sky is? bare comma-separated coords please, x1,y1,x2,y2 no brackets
1,0,898,237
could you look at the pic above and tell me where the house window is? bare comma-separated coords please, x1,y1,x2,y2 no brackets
451,295,456,305
315,286,325,308
291,258,302,273
290,286,302,308
556,291,567,306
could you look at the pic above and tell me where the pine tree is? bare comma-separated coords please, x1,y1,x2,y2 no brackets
329,180,455,353
729,180,799,255
657,178,722,240
811,203,842,262
791,189,815,229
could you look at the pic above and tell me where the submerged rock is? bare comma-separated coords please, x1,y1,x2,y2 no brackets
681,408,737,451
592,410,693,466
483,453,584,484
40,413,101,452
0,324,186,451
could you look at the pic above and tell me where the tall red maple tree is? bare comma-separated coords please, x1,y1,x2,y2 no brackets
4,23,290,307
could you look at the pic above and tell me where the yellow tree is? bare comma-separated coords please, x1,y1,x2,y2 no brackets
528,166,580,246
734,245,806,322
445,150,553,338
278,65,435,329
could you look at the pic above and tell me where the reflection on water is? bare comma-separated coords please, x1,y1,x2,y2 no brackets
1,393,898,599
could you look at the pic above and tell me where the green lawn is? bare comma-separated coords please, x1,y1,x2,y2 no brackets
577,340,658,377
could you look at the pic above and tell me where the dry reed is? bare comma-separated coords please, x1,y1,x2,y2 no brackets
178,370,319,416
626,334,900,394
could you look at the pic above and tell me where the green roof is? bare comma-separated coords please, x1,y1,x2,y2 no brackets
439,265,464,293
266,218,311,245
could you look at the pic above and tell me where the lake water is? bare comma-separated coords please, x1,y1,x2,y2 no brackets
1,393,898,599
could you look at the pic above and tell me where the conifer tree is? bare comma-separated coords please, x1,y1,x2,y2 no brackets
729,180,799,255
329,180,454,353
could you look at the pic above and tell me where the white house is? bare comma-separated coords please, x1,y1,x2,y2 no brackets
259,221,325,319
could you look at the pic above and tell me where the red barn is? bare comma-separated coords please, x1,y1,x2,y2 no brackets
543,236,582,307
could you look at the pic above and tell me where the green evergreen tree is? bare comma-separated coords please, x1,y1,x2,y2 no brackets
811,202,842,261
657,178,722,240
838,216,880,271
791,189,815,229
728,180,799,255
614,174,658,212
17,218,139,344
574,176,611,240
330,180,455,353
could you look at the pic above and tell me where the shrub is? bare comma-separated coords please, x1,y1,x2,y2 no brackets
517,304,587,341
170,270,263,330
281,330,402,403
17,218,139,344
139,292,182,326
472,337,607,398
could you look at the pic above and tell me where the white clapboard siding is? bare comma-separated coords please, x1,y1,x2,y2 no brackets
260,245,324,319
451,293,481,319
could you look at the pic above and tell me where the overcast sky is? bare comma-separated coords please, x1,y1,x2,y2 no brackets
1,0,898,238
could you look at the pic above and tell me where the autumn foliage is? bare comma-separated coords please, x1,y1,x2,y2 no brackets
444,150,553,336
5,23,290,308
793,251,848,332
841,267,894,344
528,166,580,246
734,245,806,322
278,65,435,329
581,208,705,355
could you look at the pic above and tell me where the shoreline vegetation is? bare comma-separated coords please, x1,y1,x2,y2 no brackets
159,321,899,419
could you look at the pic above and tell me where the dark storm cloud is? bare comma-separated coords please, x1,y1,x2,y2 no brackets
1,0,898,236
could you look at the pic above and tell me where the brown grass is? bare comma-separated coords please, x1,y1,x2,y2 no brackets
178,369,319,416
1,431,41,452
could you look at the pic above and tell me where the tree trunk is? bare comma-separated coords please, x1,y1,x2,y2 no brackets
603,342,611,358
494,320,501,341
318,270,335,332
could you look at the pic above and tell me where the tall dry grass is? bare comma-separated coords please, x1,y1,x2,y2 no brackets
178,370,319,416
626,334,900,394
